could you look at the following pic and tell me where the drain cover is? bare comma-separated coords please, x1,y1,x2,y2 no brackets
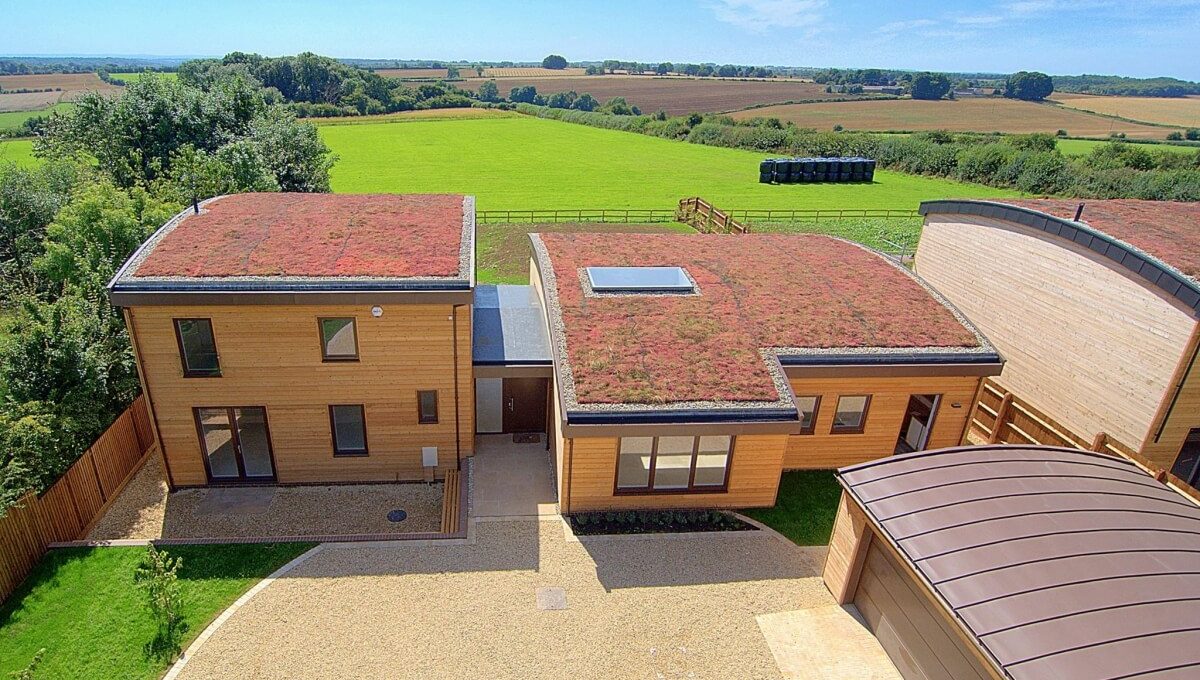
536,587,567,611
387,509,408,523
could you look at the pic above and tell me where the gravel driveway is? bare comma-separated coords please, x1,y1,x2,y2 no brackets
174,519,831,679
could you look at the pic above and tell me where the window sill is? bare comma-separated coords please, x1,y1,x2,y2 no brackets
332,451,369,458
321,357,360,363
614,486,729,496
830,428,866,435
183,372,222,379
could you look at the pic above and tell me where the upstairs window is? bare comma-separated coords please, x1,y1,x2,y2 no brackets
174,318,220,377
319,317,359,361
831,395,871,434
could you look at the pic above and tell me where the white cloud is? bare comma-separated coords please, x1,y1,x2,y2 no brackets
708,0,827,33
955,14,1004,25
878,18,937,33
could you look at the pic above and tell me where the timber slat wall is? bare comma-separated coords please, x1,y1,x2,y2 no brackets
0,396,155,602
969,378,1200,505
676,197,750,234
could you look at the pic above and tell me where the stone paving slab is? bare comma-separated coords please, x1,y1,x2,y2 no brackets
758,605,902,680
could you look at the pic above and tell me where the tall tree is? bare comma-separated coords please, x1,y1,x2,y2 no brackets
1005,71,1054,101
910,72,952,100
542,54,568,70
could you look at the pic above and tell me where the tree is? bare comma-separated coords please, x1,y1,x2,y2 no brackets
509,85,540,104
542,54,568,70
910,72,951,100
1185,128,1199,141
601,96,637,115
1004,71,1054,101
0,161,79,293
446,65,460,79
571,93,599,111
477,80,500,102
135,545,185,655
546,91,578,109
474,65,484,77
656,63,673,75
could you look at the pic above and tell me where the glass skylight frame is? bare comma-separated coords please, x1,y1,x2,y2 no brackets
585,266,695,294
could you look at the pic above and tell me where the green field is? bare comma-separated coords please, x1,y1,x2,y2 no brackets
0,103,73,131
110,71,178,83
0,543,314,679
320,116,1019,210
1056,137,1200,156
0,139,35,167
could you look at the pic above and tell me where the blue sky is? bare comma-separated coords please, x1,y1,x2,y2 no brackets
3,0,1197,79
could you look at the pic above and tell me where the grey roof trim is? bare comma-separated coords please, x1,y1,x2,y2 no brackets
108,194,476,302
920,199,1200,317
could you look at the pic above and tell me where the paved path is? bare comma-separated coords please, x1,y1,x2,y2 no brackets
175,519,832,679
759,605,902,680
471,434,559,518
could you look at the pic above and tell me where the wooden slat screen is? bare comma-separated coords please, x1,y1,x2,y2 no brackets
0,396,156,602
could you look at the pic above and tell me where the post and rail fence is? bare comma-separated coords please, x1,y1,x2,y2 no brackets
675,197,750,234
0,395,156,603
968,378,1200,504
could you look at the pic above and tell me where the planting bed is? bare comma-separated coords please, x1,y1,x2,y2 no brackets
567,509,753,535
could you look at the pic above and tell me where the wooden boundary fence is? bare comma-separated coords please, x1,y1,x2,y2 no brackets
476,209,677,224
676,197,749,234
969,378,1200,504
0,396,156,602
474,206,919,229
729,208,919,224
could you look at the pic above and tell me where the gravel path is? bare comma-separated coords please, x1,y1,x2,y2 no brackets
175,520,831,679
88,454,443,540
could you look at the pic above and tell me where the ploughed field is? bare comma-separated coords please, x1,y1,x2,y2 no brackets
456,76,873,114
0,72,120,111
319,115,1018,210
1050,93,1200,128
731,97,1184,139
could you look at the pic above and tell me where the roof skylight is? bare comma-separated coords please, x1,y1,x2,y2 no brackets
586,266,694,293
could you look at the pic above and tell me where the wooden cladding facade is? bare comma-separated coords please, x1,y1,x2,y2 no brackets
128,303,473,487
916,214,1198,450
784,374,981,469
558,434,789,514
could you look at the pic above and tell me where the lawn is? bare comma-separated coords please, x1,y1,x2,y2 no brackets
0,542,314,679
320,116,1018,210
743,470,843,545
478,221,695,283
0,139,36,167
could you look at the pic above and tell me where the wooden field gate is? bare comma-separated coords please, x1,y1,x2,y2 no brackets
0,396,156,602
676,197,750,234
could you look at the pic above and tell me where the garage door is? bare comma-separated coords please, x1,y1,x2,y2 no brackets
853,539,991,680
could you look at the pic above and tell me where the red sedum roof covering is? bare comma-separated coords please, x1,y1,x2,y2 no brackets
536,233,982,405
1002,199,1200,280
132,193,468,279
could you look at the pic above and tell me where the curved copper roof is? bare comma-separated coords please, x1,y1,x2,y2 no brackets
839,445,1200,680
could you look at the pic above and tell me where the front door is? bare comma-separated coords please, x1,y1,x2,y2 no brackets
503,378,548,433
895,394,940,454
195,406,277,483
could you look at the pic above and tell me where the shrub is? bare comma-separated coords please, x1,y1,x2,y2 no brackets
9,649,45,680
1187,128,1200,141
1166,131,1184,141
135,546,185,654
1008,133,1057,152
1056,129,1068,137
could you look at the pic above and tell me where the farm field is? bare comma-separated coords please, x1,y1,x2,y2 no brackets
479,67,588,78
319,115,1019,210
0,72,120,99
110,71,178,83
0,139,35,167
373,68,449,79
0,90,62,113
1056,138,1200,156
0,102,73,130
1051,93,1200,128
456,76,871,115
731,98,1183,138
310,107,518,125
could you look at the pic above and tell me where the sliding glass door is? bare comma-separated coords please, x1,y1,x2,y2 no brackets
194,407,276,482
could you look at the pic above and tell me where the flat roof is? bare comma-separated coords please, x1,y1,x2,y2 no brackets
920,199,1200,316
532,232,998,419
472,285,552,366
109,193,474,302
839,445,1200,680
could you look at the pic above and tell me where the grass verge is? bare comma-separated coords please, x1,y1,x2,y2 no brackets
743,470,843,545
0,542,315,679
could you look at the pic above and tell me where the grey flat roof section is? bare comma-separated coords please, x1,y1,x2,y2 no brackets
472,285,552,365
838,445,1200,680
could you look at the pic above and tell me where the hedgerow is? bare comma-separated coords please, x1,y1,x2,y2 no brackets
513,104,1200,200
